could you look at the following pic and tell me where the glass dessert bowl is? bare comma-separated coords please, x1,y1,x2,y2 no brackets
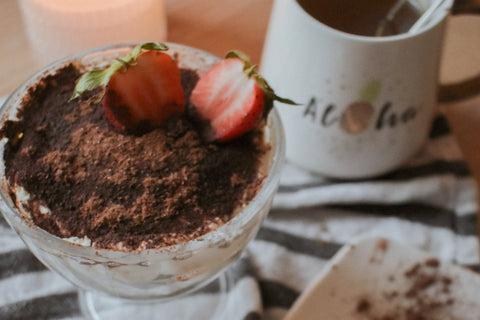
0,43,285,319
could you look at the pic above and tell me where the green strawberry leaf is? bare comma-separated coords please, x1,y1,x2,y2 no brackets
70,42,169,101
255,74,298,119
226,51,253,70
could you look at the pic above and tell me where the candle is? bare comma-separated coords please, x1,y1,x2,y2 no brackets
19,0,167,66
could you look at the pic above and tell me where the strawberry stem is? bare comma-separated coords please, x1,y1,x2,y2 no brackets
114,58,131,70
70,42,169,101
245,65,257,77
225,51,253,70
225,50,298,119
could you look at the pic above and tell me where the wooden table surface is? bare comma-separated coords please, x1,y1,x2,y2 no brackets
0,0,480,229
0,0,274,97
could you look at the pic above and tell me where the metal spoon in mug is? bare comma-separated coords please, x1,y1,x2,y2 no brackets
375,0,446,36
408,0,446,34
375,0,407,36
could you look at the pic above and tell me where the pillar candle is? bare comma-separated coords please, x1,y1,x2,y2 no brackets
19,0,167,66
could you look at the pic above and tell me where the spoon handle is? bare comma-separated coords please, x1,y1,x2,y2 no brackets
408,0,446,34
375,0,407,36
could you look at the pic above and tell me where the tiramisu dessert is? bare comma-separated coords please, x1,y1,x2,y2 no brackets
0,43,289,298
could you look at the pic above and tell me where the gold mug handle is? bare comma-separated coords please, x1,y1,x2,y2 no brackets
438,0,480,102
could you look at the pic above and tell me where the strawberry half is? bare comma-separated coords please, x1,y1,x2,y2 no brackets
190,51,296,142
71,42,184,133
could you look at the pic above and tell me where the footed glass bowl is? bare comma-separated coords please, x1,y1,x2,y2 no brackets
0,43,285,319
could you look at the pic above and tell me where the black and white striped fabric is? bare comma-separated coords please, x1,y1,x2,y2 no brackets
0,92,478,320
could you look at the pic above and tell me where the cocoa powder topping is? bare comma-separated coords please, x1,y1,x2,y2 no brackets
2,64,269,250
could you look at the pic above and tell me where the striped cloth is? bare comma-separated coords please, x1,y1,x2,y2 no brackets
0,92,478,320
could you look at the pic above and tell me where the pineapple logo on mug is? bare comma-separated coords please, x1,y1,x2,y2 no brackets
302,79,418,134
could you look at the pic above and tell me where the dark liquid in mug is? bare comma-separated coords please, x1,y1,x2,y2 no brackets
297,0,422,36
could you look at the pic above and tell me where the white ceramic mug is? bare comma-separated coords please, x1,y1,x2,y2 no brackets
261,0,454,179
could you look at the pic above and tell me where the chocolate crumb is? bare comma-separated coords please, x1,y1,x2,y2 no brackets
355,260,456,319
356,298,371,313
424,258,440,268
376,238,389,251
405,275,436,297
405,263,421,277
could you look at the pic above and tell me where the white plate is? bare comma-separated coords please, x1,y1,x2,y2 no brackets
285,237,480,320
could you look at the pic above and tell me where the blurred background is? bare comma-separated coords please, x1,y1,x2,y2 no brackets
0,1,480,319
0,0,274,98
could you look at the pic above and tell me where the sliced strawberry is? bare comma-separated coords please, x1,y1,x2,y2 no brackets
71,42,184,133
190,58,263,141
103,51,184,132
190,51,296,142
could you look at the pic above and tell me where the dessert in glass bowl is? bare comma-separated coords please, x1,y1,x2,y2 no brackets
0,43,288,319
